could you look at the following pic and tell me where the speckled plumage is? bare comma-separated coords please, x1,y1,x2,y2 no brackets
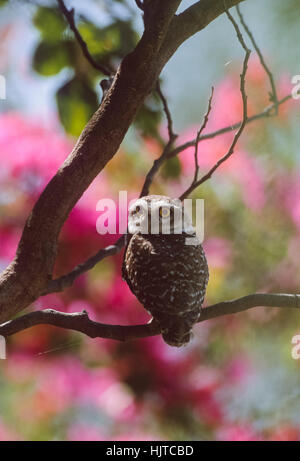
122,196,209,347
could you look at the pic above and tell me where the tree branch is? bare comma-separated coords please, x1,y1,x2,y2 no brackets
236,4,278,111
41,1,293,297
159,0,246,65
181,87,214,200
57,0,113,76
0,0,290,326
1,293,300,342
0,0,182,323
45,236,125,295
139,82,178,198
180,2,251,199
45,83,177,295
167,95,292,161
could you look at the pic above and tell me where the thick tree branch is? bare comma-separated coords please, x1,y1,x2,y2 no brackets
0,0,290,326
46,84,177,295
1,293,300,342
0,0,182,323
159,0,246,65
44,92,292,295
41,0,293,297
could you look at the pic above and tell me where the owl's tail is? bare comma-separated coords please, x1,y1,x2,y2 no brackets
159,312,200,347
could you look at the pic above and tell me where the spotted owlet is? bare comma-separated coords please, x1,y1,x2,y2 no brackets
122,195,209,347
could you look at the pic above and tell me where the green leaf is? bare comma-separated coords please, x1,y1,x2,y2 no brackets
33,41,71,76
33,7,66,42
56,77,99,136
0,0,8,7
134,102,162,138
78,20,138,59
78,21,120,56
161,156,182,180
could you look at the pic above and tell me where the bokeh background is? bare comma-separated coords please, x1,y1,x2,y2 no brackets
0,0,300,441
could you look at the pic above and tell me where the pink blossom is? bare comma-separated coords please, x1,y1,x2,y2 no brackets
0,112,73,186
224,356,253,384
284,174,300,230
269,425,300,441
216,424,260,441
0,419,20,441
203,237,232,268
67,424,106,441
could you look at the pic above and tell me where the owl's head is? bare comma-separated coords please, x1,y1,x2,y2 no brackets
128,195,195,235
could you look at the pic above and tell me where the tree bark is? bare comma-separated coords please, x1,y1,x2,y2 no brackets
0,0,246,323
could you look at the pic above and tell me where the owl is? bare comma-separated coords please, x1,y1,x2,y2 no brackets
122,195,209,347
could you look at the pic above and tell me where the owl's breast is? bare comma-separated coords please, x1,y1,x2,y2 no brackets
123,233,209,317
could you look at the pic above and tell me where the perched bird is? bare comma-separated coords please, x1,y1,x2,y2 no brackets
122,195,209,347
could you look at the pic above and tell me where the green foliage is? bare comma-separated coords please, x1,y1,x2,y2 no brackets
0,0,8,7
135,95,162,139
56,77,99,136
277,0,300,25
33,7,66,43
30,3,163,138
33,41,73,76
161,156,182,180
78,19,138,59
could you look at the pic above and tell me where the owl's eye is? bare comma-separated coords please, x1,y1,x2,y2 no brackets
159,207,171,218
131,205,141,215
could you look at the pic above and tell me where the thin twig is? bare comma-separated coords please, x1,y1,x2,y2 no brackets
192,87,214,186
179,3,251,200
139,82,178,197
57,0,112,76
1,293,300,342
167,94,292,161
236,4,278,113
45,236,124,294
156,81,176,140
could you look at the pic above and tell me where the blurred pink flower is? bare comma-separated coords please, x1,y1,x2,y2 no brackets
67,423,105,441
0,112,72,186
284,174,300,230
0,419,20,441
203,237,232,268
100,275,149,324
224,356,253,384
216,423,261,441
269,425,300,441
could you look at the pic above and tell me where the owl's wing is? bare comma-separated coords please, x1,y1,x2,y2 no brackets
122,233,154,298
